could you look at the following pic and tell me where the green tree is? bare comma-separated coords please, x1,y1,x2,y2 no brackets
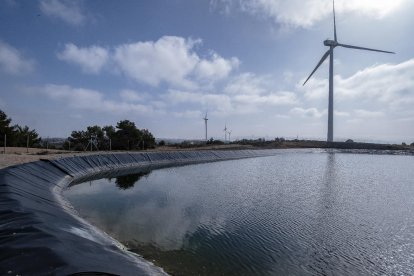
86,125,105,149
13,125,40,147
141,129,155,149
0,110,16,147
69,125,106,151
68,120,156,151
115,120,142,150
103,125,116,139
102,125,116,150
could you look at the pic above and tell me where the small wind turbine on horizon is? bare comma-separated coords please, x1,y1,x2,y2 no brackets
224,124,228,142
203,112,208,141
303,0,395,142
228,130,232,142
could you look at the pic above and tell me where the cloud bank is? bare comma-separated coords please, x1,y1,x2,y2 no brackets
213,0,405,28
57,36,240,88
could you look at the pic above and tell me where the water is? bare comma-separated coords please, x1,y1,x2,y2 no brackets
64,150,414,275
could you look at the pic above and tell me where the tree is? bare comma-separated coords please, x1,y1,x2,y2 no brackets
0,110,15,146
103,125,116,139
68,120,156,151
102,125,116,150
13,125,40,147
141,129,155,149
115,120,142,150
69,125,105,151
86,125,104,149
69,130,89,150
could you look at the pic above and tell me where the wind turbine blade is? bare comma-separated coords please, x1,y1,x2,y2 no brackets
338,43,395,54
333,0,337,42
303,49,331,86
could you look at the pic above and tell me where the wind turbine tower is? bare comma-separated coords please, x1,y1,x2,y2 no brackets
303,0,394,142
224,124,227,142
203,112,208,141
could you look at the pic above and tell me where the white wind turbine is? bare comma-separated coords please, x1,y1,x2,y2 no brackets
303,0,394,142
203,112,208,141
224,124,227,142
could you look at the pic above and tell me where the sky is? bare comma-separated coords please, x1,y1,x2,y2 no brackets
0,0,413,143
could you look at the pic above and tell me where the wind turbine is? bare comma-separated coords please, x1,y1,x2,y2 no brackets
203,112,208,141
224,124,227,142
228,130,232,142
303,0,394,142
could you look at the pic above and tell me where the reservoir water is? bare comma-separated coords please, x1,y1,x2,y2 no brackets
64,150,414,275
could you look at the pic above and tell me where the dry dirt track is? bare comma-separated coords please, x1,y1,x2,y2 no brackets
0,145,253,169
0,147,79,169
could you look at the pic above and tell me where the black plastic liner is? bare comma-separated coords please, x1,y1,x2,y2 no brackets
0,150,278,275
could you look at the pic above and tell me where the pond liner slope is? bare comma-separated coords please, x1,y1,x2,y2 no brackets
0,150,277,275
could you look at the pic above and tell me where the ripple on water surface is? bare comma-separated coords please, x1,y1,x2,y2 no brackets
64,150,414,275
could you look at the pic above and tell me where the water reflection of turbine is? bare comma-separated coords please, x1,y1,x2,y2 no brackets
303,0,395,142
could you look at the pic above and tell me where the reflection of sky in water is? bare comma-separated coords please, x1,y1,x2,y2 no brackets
64,152,414,275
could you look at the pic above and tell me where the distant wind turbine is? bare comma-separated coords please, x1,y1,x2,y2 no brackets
228,130,232,142
224,124,227,142
303,0,395,142
203,112,208,141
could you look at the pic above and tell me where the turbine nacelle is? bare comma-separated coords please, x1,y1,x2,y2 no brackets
324,40,337,47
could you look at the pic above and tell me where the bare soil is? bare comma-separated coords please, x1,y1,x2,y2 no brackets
0,144,254,169
0,147,82,169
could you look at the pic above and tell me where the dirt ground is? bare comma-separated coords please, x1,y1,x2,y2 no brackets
0,147,81,169
0,144,253,169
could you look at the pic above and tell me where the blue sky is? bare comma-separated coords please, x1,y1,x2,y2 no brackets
1,0,413,143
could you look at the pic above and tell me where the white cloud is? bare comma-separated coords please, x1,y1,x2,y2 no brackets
195,53,240,81
172,110,202,119
299,59,414,112
167,90,230,107
290,107,326,118
119,89,148,102
166,85,296,116
336,59,414,106
113,36,238,87
40,0,86,26
56,37,239,87
166,90,238,115
113,36,199,87
354,109,384,118
224,73,269,95
43,84,103,109
57,43,108,74
335,111,350,117
214,0,405,28
0,41,34,75
299,77,328,100
41,84,156,115
233,91,297,106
